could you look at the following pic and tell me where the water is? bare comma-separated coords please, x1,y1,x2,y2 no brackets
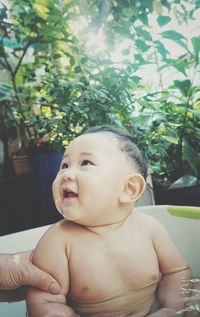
176,278,200,315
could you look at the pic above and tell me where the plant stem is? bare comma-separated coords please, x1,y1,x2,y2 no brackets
177,99,190,176
177,60,198,176
2,41,33,147
13,41,31,78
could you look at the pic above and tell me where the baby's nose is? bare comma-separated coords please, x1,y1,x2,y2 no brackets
61,168,76,181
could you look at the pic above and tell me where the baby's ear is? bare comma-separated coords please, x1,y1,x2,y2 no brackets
119,174,146,204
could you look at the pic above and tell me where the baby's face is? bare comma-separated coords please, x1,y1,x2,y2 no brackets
52,133,134,226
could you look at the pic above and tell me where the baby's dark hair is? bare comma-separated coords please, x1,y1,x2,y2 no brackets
84,125,147,180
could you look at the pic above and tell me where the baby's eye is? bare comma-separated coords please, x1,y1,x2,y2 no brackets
81,160,94,166
60,162,68,169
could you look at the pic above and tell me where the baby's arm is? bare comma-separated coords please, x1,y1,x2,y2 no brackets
26,288,79,317
26,221,78,317
150,218,192,314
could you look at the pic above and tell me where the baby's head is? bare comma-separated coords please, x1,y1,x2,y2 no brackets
53,125,147,226
84,125,147,180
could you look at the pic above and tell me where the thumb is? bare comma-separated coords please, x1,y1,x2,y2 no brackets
23,264,61,294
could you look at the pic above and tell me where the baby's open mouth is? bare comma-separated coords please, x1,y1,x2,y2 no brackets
63,190,78,198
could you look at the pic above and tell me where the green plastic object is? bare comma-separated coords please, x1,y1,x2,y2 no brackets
167,205,200,219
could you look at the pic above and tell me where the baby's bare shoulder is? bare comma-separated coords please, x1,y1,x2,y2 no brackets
134,211,164,230
34,220,85,260
45,219,86,239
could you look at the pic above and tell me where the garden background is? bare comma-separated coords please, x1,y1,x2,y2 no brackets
0,0,200,235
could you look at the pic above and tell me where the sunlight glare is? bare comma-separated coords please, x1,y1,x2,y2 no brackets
70,15,89,35
85,28,106,54
110,39,135,64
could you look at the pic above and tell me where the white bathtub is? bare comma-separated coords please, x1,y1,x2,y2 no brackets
0,205,200,316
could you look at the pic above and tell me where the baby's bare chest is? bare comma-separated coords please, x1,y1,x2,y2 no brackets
68,232,159,301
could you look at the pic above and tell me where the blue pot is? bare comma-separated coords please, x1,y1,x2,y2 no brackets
30,152,64,225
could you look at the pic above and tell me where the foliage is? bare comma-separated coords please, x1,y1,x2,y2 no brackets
0,0,200,186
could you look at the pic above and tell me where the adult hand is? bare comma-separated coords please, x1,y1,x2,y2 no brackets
0,250,60,302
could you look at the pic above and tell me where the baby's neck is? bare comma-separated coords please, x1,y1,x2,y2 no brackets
85,211,133,237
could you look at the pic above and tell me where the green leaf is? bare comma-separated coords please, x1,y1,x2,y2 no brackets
134,54,146,63
23,14,34,26
80,56,88,64
33,1,49,20
188,109,200,119
0,2,7,20
74,66,81,73
183,138,200,175
116,26,132,38
191,37,200,57
130,76,142,83
53,54,61,59
63,1,76,12
135,39,150,52
135,27,152,41
157,15,171,27
138,13,148,26
170,59,188,76
161,135,179,144
155,40,169,57
161,30,184,41
42,28,64,39
173,79,191,96
121,48,130,55
161,30,188,51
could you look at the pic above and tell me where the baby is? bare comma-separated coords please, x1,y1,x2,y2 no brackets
26,125,191,317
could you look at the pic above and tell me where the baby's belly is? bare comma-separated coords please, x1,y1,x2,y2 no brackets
68,280,159,317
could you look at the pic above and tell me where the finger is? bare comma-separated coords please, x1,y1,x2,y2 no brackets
22,265,60,294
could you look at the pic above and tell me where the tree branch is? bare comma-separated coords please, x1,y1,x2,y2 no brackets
0,58,9,70
0,44,13,74
13,40,32,78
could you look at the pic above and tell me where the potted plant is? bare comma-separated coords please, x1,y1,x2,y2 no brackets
1,0,200,214
117,2,200,206
130,76,200,206
0,0,137,223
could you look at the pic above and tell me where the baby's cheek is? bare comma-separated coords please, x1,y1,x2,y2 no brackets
52,179,61,208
